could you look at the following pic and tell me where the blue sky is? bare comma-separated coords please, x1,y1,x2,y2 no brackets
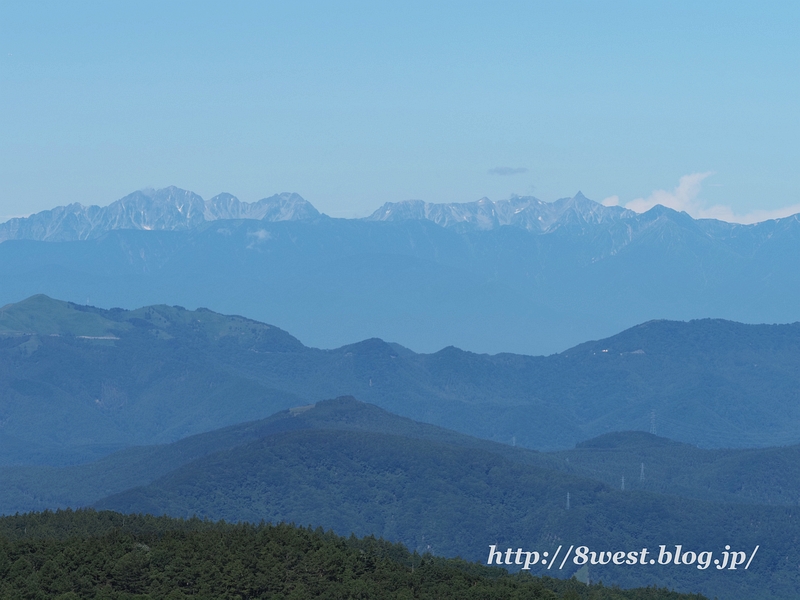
1,1,798,221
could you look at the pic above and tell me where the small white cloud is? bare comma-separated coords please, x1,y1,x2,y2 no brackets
623,173,800,224
601,195,620,207
488,167,528,176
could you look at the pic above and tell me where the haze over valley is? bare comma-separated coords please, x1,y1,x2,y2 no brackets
2,187,800,355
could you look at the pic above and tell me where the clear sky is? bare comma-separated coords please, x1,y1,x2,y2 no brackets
1,1,798,222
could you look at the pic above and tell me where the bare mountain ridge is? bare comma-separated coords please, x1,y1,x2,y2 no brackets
0,187,319,242
366,191,638,232
8,184,800,247
4,185,800,246
3,187,800,354
2,187,638,241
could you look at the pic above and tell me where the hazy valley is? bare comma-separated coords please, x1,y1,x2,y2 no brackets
2,187,800,355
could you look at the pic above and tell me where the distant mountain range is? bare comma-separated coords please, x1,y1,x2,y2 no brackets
2,296,800,466
6,190,800,599
2,187,800,354
5,185,800,243
1,189,633,241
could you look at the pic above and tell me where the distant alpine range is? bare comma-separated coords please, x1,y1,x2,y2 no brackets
0,188,320,242
1,187,799,354
5,185,799,241
0,187,628,242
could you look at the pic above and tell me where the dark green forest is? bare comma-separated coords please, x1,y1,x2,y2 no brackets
0,510,708,600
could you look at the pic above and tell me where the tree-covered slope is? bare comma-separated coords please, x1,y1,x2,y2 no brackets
0,510,707,600
0,396,543,513
92,427,798,600
9,397,800,517
2,396,797,598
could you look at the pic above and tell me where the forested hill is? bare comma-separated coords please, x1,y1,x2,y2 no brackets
0,510,707,600
8,397,800,517
89,425,799,600
0,396,547,515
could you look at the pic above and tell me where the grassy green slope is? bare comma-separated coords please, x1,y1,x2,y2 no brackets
0,294,129,337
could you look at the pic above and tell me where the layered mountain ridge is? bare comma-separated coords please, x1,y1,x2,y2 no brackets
3,295,800,467
7,185,800,243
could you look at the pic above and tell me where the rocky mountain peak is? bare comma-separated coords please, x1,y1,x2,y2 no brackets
0,188,320,242
366,192,635,232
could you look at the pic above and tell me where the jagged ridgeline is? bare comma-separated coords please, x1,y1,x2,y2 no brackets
0,187,319,242
0,509,706,600
2,187,800,356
